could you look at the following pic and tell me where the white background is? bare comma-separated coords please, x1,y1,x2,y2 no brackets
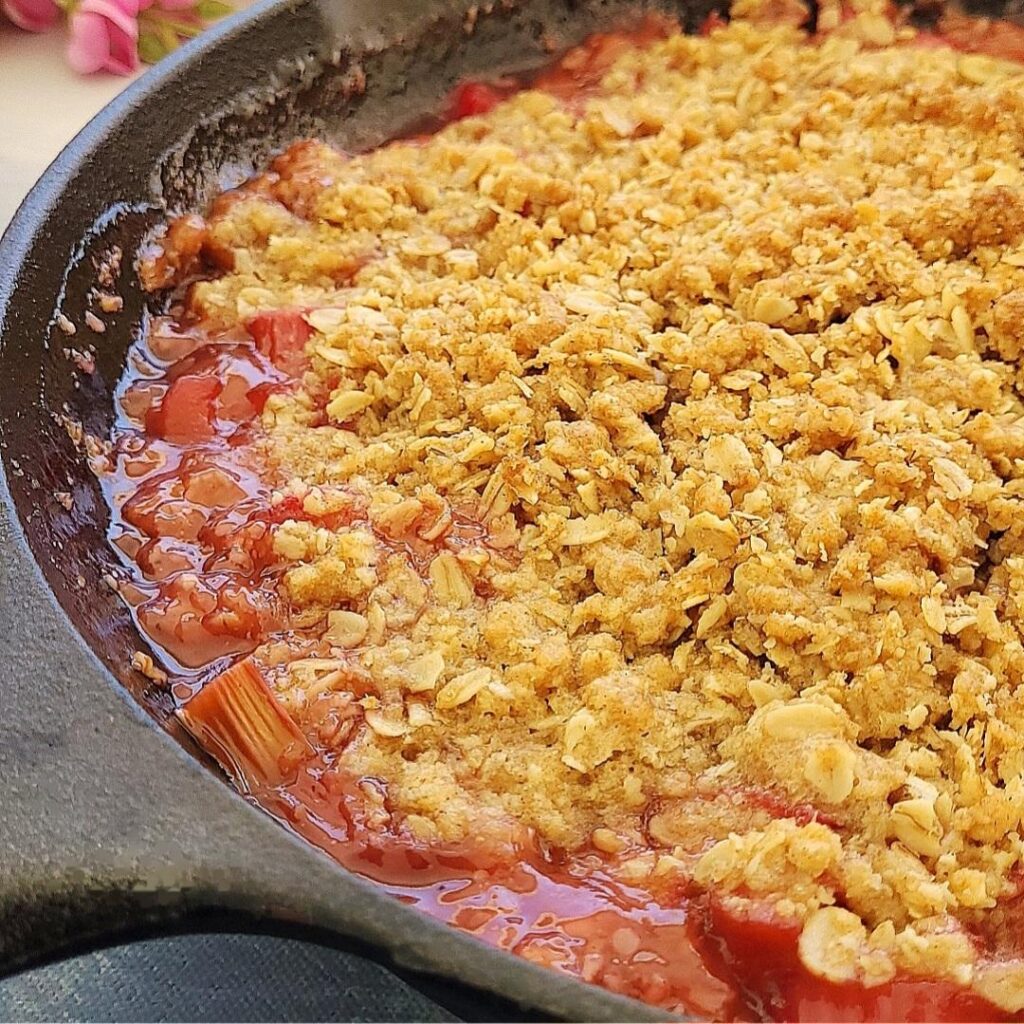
1,23,137,229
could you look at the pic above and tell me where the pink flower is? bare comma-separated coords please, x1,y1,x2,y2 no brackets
67,0,141,74
1,0,59,31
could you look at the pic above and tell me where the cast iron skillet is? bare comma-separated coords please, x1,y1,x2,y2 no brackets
0,0,1014,1018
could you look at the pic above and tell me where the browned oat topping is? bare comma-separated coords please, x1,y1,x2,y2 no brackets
147,4,1024,1009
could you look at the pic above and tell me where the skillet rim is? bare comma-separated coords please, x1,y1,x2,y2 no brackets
0,0,700,1020
17,0,1014,1014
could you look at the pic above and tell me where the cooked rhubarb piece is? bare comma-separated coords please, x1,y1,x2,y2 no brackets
145,375,222,444
246,310,312,374
177,659,311,792
447,81,508,120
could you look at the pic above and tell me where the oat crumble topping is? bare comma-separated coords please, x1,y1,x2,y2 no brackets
151,5,1024,1008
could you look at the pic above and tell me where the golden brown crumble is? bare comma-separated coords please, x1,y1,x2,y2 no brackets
176,7,1024,1007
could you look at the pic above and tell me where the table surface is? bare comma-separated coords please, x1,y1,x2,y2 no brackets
0,24,138,231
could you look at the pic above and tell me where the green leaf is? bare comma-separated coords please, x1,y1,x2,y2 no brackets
161,16,202,36
156,18,180,53
195,0,232,21
138,29,169,63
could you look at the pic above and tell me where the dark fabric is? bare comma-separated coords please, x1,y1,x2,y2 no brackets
0,933,462,1023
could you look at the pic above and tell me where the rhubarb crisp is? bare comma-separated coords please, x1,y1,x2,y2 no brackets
103,3,1024,1019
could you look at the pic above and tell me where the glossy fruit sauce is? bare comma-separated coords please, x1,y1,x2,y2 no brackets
100,10,1024,1021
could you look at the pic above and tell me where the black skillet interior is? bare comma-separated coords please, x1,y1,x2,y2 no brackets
0,0,1018,1018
